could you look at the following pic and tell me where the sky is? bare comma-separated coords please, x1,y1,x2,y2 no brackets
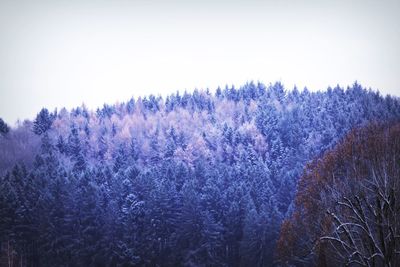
0,0,399,124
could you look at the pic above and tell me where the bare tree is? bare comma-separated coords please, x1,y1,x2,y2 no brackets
320,149,400,266
276,123,400,267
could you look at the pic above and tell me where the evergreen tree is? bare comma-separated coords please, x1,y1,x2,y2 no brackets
0,118,10,135
67,125,86,173
33,108,53,135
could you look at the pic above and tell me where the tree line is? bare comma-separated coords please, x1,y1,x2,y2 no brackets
0,82,399,266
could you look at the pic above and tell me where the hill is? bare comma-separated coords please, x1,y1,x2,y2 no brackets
0,81,399,266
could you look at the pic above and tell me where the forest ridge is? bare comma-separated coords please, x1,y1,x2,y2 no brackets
0,81,400,266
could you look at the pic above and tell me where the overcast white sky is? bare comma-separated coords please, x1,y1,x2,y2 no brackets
0,0,399,124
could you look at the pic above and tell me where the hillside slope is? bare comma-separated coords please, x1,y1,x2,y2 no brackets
0,82,399,266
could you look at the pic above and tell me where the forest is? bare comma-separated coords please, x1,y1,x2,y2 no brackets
0,81,399,266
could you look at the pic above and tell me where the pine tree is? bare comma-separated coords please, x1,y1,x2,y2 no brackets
33,108,53,135
0,118,10,135
113,144,128,173
56,135,67,154
68,125,86,173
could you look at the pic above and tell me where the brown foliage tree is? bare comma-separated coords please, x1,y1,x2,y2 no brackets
276,122,400,267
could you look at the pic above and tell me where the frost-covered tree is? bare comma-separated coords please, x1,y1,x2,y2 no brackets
1,82,400,266
33,108,54,135
0,118,10,135
277,122,400,266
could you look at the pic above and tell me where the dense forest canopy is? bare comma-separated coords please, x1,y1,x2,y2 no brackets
0,81,399,266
